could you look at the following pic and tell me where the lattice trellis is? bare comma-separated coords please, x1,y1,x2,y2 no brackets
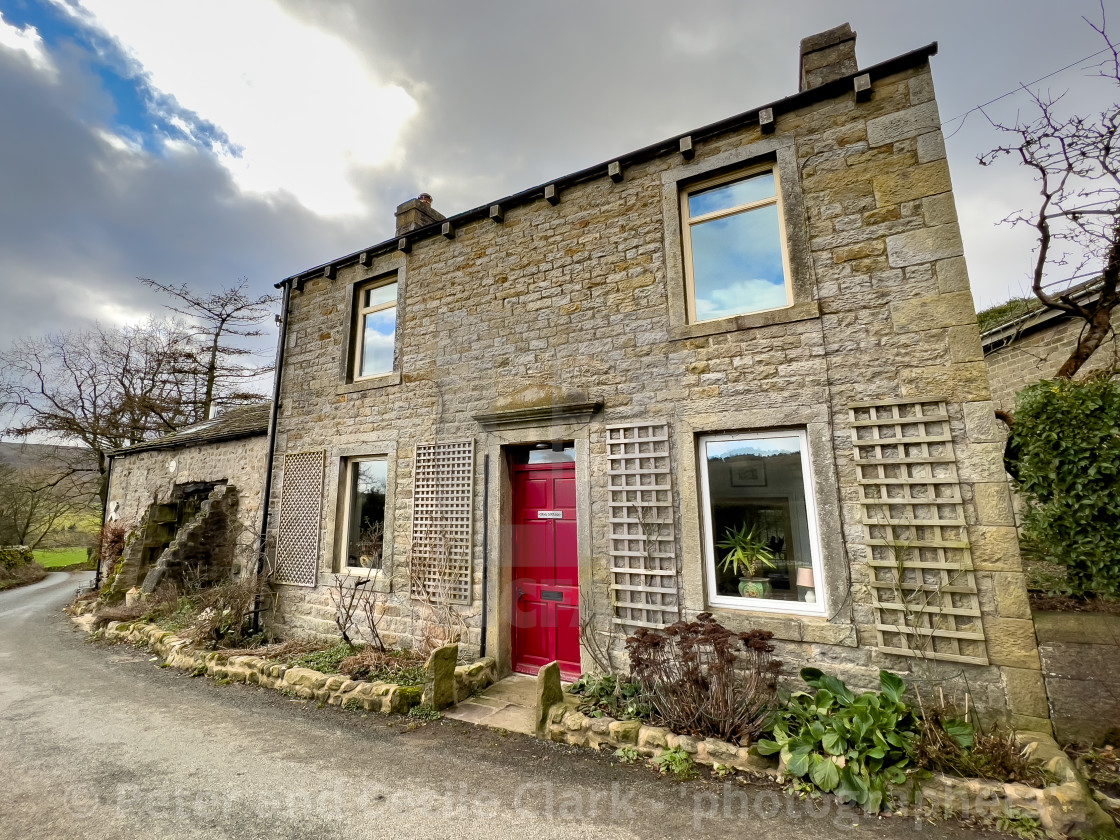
274,450,325,587
410,440,475,605
850,400,988,665
606,422,680,630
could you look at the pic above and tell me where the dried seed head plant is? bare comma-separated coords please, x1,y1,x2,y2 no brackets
626,612,782,745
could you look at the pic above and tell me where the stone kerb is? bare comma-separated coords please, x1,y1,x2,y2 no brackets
94,620,495,716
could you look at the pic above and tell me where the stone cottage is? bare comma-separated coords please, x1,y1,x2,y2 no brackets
102,403,270,595
265,25,1047,729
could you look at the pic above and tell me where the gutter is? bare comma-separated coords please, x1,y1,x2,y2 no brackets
256,281,290,583
275,42,938,291
981,287,1103,354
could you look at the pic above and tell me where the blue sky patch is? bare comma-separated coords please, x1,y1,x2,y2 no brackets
2,0,234,155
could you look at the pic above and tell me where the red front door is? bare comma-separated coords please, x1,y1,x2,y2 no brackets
511,461,581,678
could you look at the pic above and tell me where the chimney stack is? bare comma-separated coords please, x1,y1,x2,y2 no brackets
799,23,858,92
395,193,445,237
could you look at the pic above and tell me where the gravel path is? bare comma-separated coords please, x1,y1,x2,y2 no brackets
0,572,980,839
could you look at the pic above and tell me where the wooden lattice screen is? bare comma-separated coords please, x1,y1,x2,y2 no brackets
606,422,680,629
274,450,325,587
410,440,475,605
849,400,988,665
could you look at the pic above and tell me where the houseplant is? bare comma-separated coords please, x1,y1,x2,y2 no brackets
717,522,777,597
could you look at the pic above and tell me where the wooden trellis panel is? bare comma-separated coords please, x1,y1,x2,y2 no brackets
606,422,680,630
849,400,988,665
411,440,475,604
274,450,325,587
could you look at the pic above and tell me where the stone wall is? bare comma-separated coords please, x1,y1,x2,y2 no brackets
266,49,1045,728
1033,611,1120,744
985,310,1120,413
107,435,269,566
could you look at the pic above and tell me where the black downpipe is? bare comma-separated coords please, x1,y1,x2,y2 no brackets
93,454,113,591
253,282,291,630
479,454,490,658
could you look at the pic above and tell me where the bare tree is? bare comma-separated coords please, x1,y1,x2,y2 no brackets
140,278,278,421
0,321,201,506
0,464,93,549
979,8,1120,381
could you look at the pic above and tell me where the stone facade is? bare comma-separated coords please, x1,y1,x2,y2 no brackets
105,406,270,584
265,30,1045,728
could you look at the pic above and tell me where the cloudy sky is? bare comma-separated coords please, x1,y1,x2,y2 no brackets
0,0,1113,345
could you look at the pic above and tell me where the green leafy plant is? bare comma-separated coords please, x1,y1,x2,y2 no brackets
1007,377,1120,597
650,747,695,779
716,523,777,579
292,640,360,674
712,763,736,778
757,668,927,813
614,746,641,765
994,807,1045,840
568,673,651,721
407,704,442,721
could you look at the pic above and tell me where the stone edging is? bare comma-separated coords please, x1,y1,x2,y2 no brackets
542,694,1115,838
92,619,496,715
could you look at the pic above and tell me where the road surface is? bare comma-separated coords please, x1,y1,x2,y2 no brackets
0,572,978,839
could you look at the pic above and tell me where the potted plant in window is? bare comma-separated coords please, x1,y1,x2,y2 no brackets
717,522,777,598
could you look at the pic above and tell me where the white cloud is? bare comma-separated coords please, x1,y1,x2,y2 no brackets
695,277,788,321
52,0,418,216
0,12,56,78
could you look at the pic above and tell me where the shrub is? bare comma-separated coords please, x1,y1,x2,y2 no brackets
568,673,650,721
0,545,34,570
758,668,925,812
626,612,781,745
338,647,427,686
1007,377,1120,596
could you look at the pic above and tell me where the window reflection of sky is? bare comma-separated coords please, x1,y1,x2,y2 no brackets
356,460,387,495
707,437,801,461
364,281,397,308
689,171,775,217
692,203,787,321
360,308,395,376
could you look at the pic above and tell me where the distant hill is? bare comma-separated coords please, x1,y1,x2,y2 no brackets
0,442,96,473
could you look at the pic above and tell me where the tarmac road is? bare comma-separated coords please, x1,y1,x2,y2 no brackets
0,572,979,839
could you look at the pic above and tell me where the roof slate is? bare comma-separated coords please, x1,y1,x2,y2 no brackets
112,402,271,457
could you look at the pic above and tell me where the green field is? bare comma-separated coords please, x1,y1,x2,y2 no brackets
33,547,91,569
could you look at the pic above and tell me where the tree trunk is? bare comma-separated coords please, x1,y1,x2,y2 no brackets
1055,305,1115,379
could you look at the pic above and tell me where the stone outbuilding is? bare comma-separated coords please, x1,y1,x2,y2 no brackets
263,26,1048,730
982,281,1119,413
102,403,270,595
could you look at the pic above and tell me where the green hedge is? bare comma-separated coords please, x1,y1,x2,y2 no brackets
0,545,34,571
1008,377,1120,596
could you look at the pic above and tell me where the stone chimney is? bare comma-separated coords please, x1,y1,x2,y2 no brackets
799,23,858,92
395,193,445,236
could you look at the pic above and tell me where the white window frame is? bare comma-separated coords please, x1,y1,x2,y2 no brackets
353,277,398,381
697,429,827,616
681,163,794,324
340,455,388,577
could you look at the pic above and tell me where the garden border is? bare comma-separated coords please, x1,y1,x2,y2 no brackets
84,618,496,715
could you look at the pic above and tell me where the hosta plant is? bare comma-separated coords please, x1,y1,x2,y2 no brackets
757,668,954,812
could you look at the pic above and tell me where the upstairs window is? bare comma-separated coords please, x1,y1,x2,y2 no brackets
354,279,398,379
682,167,791,322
